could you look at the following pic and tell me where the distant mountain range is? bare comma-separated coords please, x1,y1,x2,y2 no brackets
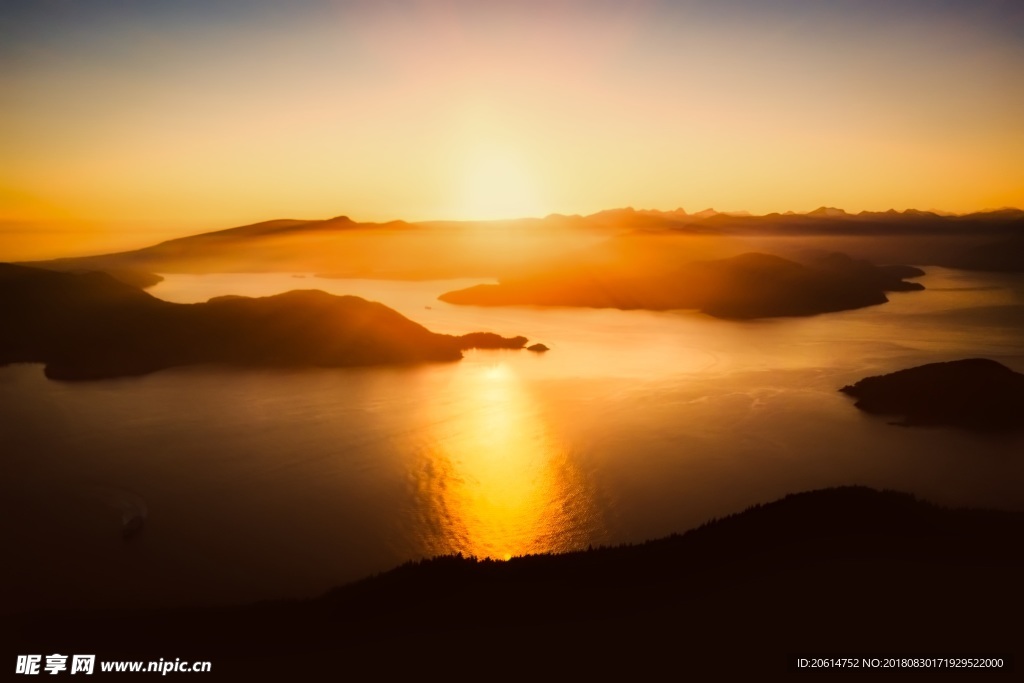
15,206,1024,282
579,205,1021,222
577,205,1024,235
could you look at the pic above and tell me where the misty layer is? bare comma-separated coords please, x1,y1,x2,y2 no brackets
20,209,1024,287
22,215,612,281
0,264,527,380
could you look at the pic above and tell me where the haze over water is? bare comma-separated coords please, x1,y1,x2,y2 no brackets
3,267,1023,614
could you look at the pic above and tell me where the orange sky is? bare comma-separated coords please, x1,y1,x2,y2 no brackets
2,0,1022,259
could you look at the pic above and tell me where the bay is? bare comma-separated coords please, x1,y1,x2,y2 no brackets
3,267,1023,613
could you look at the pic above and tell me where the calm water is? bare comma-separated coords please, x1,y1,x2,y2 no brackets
3,268,1024,613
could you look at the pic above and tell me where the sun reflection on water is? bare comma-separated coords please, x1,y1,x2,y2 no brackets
411,360,597,560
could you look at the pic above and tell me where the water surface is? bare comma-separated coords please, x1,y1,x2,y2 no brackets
3,267,1023,613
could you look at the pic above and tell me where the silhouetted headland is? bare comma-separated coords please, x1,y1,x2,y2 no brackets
0,264,528,380
440,251,923,318
841,358,1024,431
92,268,165,289
10,487,1022,677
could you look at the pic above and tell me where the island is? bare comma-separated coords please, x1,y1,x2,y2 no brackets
840,358,1024,431
440,251,924,319
0,263,528,380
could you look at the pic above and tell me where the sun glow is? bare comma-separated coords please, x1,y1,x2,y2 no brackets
3,0,1021,259
455,149,546,221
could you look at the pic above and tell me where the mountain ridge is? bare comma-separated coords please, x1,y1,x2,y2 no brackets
9,486,1022,677
17,206,1024,280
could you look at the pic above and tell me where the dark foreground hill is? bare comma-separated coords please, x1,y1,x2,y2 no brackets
0,264,527,380
440,251,924,318
10,487,1022,678
841,358,1024,431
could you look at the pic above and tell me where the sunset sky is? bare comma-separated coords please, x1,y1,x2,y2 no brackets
3,0,1023,258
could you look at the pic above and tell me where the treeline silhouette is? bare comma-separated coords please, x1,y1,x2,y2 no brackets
11,487,1022,678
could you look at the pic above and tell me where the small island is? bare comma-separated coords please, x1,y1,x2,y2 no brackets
0,264,528,380
840,358,1024,431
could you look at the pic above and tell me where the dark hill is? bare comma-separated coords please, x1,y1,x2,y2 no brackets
9,487,1022,678
440,251,922,318
946,233,1024,272
841,358,1024,431
0,264,527,380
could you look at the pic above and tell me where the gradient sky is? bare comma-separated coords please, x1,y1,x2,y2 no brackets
3,0,1023,257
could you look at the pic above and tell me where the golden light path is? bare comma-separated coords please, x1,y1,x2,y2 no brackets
412,361,596,560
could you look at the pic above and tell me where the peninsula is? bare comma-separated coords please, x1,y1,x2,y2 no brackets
841,359,1024,431
0,264,527,380
440,251,924,318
